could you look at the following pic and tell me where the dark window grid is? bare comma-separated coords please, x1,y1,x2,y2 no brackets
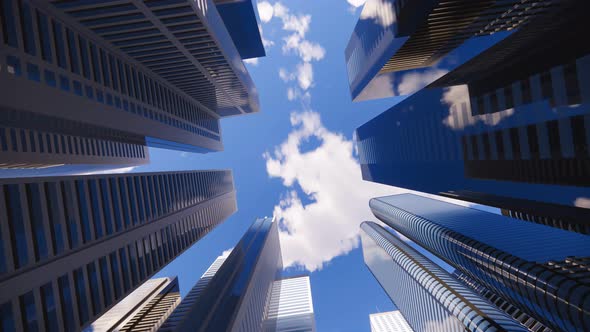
100,179,116,235
136,240,146,280
527,125,541,160
4,184,31,270
139,176,151,221
65,29,80,75
118,248,131,292
51,21,68,70
571,115,589,158
563,61,581,105
25,184,49,262
126,245,139,287
520,78,532,105
150,233,159,270
126,177,140,225
546,120,562,159
117,59,126,94
118,177,132,228
99,49,110,88
1,0,19,47
88,180,105,239
143,237,152,275
540,71,555,106
40,282,59,332
17,1,36,56
160,229,169,263
61,182,80,250
76,180,94,244
86,262,101,316
133,177,146,224
99,257,113,308
73,268,90,325
58,275,77,331
88,43,101,84
108,54,118,91
109,252,122,299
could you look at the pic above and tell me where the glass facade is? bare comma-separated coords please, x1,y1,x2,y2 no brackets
360,221,527,332
161,217,283,332
0,170,237,331
370,194,590,331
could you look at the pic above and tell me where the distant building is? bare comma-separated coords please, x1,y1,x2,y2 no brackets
161,218,317,332
85,277,180,332
344,0,555,101
360,221,527,332
369,194,590,331
264,276,316,332
0,170,237,331
369,311,413,332
0,0,265,168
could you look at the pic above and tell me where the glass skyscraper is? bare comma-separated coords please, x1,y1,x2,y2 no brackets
0,170,237,331
369,311,413,332
369,194,590,331
360,221,528,332
0,0,264,169
160,217,317,332
85,276,180,332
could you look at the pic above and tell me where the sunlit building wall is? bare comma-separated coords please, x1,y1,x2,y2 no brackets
264,276,316,332
369,310,413,332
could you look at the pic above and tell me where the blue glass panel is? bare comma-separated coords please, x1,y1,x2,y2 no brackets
58,276,76,332
44,70,56,87
109,253,122,298
118,248,130,292
38,283,58,332
59,75,70,92
89,43,101,84
52,22,67,69
76,181,92,243
73,81,83,96
127,245,139,286
44,183,64,255
1,0,18,47
26,63,40,82
99,49,110,88
61,182,79,249
74,268,89,324
35,11,52,63
118,178,132,227
18,1,36,55
66,29,79,74
26,184,48,261
19,291,39,332
88,180,104,239
107,178,123,231
99,257,112,307
134,177,145,223
5,184,29,269
78,36,90,79
126,178,139,225
86,263,100,315
0,301,15,332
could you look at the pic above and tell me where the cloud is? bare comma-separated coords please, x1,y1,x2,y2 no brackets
282,34,326,62
347,0,367,7
441,85,515,130
287,88,297,101
574,197,590,209
264,111,397,271
279,67,293,82
397,68,448,95
360,0,396,28
258,24,274,49
243,58,259,66
257,1,274,23
296,62,314,90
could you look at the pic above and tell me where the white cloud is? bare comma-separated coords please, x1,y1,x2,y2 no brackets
397,68,448,96
243,58,259,66
287,87,297,101
279,67,293,82
282,34,325,62
258,24,274,49
264,111,397,271
360,0,396,28
296,62,314,90
574,197,590,208
257,1,274,23
347,0,367,7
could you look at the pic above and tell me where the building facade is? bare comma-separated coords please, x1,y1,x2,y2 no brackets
451,271,551,332
85,276,180,332
0,170,237,331
369,194,590,331
160,217,283,332
369,311,413,332
344,0,556,101
360,221,527,332
0,0,264,168
264,276,316,332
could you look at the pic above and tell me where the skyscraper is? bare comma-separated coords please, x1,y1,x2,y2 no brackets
369,194,590,331
360,221,528,332
369,311,413,332
0,0,265,168
161,217,317,332
264,276,316,332
344,0,555,101
0,170,237,331
85,276,180,332
354,0,590,215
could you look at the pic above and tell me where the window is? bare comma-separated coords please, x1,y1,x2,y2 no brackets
4,184,29,269
44,70,56,87
136,241,146,280
73,80,83,96
59,75,70,92
78,36,91,79
18,1,36,56
40,283,59,332
1,0,18,47
110,252,122,298
118,248,131,292
99,49,110,88
44,183,65,255
118,178,132,228
73,268,89,324
0,301,15,332
89,43,101,83
88,180,105,238
6,55,21,76
127,244,139,286
126,178,139,225
109,54,118,91
107,178,123,231
58,275,76,332
61,182,79,249
85,85,93,99
19,291,38,332
76,180,93,243
52,21,67,69
86,263,101,315
26,63,40,82
66,29,80,74
134,177,146,223
25,184,48,262
99,257,112,307
36,11,52,62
